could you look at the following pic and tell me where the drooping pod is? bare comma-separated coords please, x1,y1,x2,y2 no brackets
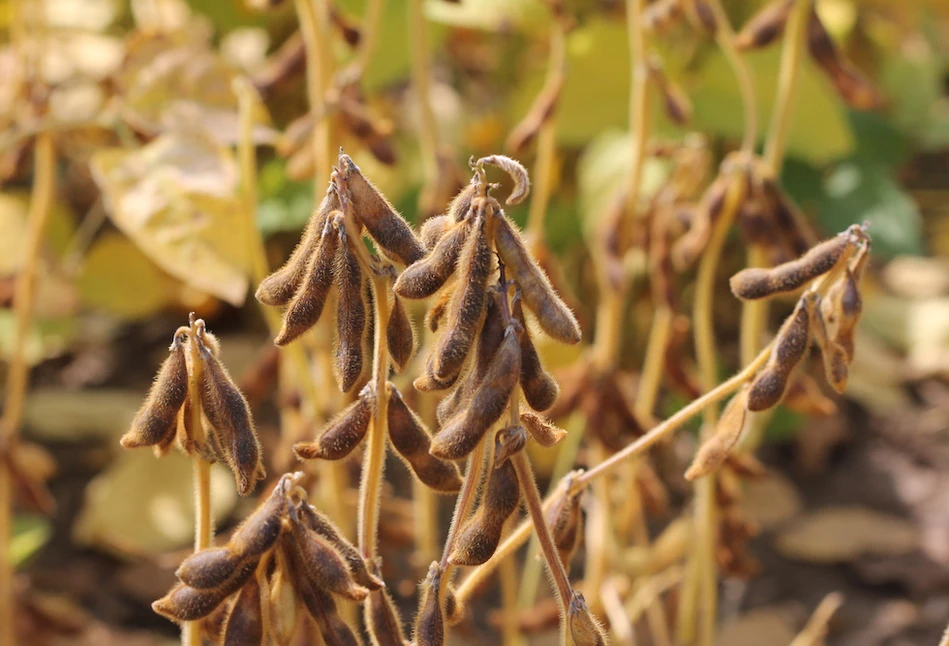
648,56,692,125
822,266,864,362
256,187,339,307
294,571,361,646
274,215,341,346
512,296,559,411
338,153,425,266
386,385,462,493
747,294,818,412
221,577,264,646
387,295,416,374
120,330,189,449
505,70,563,154
293,385,374,460
414,563,445,646
412,355,458,393
430,208,492,383
448,457,521,566
671,165,738,270
153,559,258,622
365,560,408,646
520,411,567,447
730,225,862,300
284,507,370,602
810,304,849,394
806,8,883,109
735,0,793,51
493,210,581,344
430,326,521,461
176,547,244,591
685,388,750,480
544,486,584,570
393,218,471,300
474,155,531,205
566,593,608,646
420,213,452,251
493,425,527,469
199,342,265,496
333,227,368,392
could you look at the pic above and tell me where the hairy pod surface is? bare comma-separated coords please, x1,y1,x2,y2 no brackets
493,425,527,469
176,547,244,590
121,334,189,449
825,268,863,362
414,564,445,646
296,575,360,646
394,218,471,300
730,228,856,300
748,295,817,412
387,295,416,373
387,385,463,493
222,577,264,646
811,306,850,393
420,214,452,250
566,593,608,646
425,288,452,333
295,500,383,590
228,479,287,558
474,155,530,205
735,0,792,50
334,233,368,392
513,297,559,411
256,189,339,306
413,355,458,393
366,585,407,646
430,326,521,461
285,513,370,602
493,211,581,344
545,489,583,569
200,347,264,496
520,411,567,447
294,386,374,460
267,563,298,646
339,154,425,265
431,212,492,382
154,559,257,622
275,217,340,346
448,458,520,566
685,389,750,480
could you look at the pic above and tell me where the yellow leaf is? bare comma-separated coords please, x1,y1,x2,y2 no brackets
775,507,918,563
90,133,251,306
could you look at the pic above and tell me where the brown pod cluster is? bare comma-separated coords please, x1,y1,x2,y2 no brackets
386,385,463,493
293,384,374,461
747,294,817,412
730,224,864,301
735,0,793,51
120,320,264,496
448,452,521,566
806,8,884,109
414,562,446,646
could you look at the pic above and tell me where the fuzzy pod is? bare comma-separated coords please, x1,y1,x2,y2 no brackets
296,575,361,646
493,425,527,469
387,295,416,374
413,564,445,646
275,217,340,346
824,268,862,362
474,155,530,205
293,386,374,460
393,218,471,301
447,181,480,222
221,577,264,646
685,389,750,480
176,547,244,591
420,214,452,250
425,288,452,333
519,411,567,447
334,233,368,392
387,386,463,493
512,297,559,411
285,513,370,602
228,478,288,558
811,305,849,394
295,500,383,591
544,490,583,569
807,9,883,109
365,562,408,646
412,355,458,392
267,563,298,646
748,294,817,412
448,458,520,566
430,326,521,461
735,0,793,51
730,227,858,300
493,211,581,344
566,593,608,646
153,559,257,622
339,154,424,265
430,213,492,382
256,189,339,306
121,333,189,449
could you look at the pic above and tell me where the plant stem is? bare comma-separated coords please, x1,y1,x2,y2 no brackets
355,0,384,75
625,0,650,224
0,132,55,646
438,437,488,601
295,0,334,193
408,0,440,196
186,317,212,646
635,304,673,426
705,0,758,155
358,273,392,559
498,518,523,646
789,592,844,646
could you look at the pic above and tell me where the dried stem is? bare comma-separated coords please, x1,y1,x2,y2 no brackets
635,304,673,426
705,0,758,155
789,592,844,646
358,272,392,559
0,132,55,646
295,0,334,193
408,0,440,193
498,519,523,646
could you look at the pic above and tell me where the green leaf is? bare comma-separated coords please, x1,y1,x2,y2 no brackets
10,515,51,566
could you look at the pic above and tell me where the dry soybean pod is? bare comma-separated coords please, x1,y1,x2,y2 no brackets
293,385,374,460
394,218,472,300
334,227,369,392
176,547,244,590
512,295,559,412
735,0,793,51
492,425,527,469
420,213,452,250
275,215,341,346
493,208,581,344
285,512,370,602
448,457,521,566
387,294,416,373
811,303,849,394
430,325,521,461
221,578,264,646
256,188,339,306
295,575,360,646
747,294,817,411
366,563,408,646
685,388,750,480
730,226,858,300
425,287,453,333
120,330,190,449
520,411,567,447
566,592,608,646
227,479,287,558
387,385,463,493
544,487,584,570
153,559,257,622
414,563,445,646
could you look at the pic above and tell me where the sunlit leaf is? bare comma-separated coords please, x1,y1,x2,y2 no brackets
90,133,251,306
10,515,52,566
